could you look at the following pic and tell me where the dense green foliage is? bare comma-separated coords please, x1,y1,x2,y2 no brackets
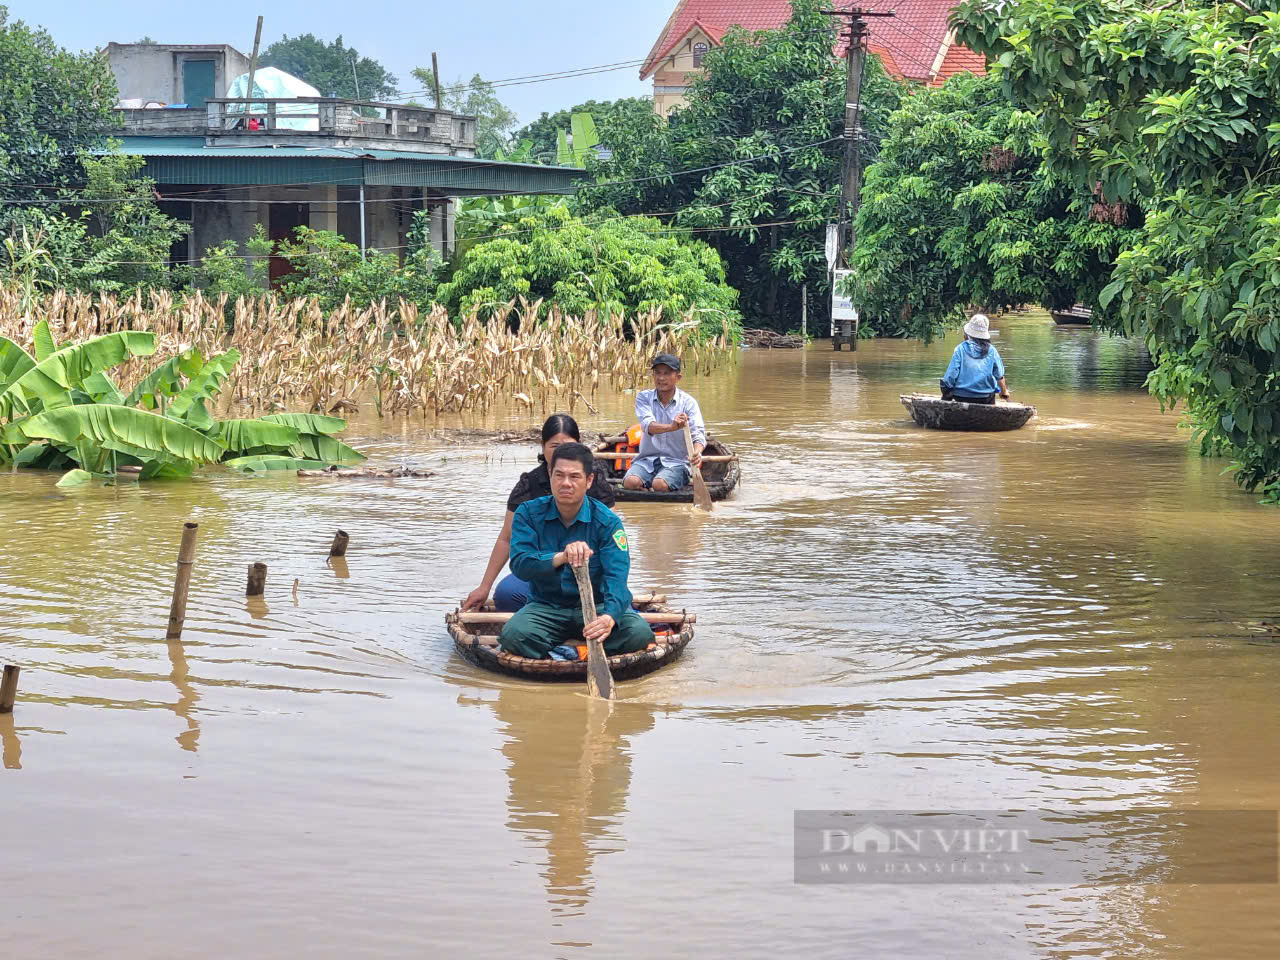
433,207,740,337
575,0,901,328
0,7,116,204
3,154,189,296
955,0,1280,499
261,34,398,100
851,73,1131,340
0,324,363,484
515,98,654,164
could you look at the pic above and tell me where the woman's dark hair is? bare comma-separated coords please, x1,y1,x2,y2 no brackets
966,334,991,356
549,442,595,478
541,413,581,445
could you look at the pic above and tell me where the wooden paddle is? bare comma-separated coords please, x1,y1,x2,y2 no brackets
572,562,615,700
683,424,713,512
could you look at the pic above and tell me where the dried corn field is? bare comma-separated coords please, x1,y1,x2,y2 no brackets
0,289,737,417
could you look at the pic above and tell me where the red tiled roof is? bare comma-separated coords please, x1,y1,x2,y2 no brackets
641,1,985,85
928,39,987,86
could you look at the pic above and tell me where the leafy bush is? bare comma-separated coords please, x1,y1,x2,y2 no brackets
433,206,740,339
274,227,441,311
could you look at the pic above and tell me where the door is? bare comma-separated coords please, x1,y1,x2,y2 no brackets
182,59,216,109
269,203,308,287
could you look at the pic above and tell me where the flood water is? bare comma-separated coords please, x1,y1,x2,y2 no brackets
2,312,1278,958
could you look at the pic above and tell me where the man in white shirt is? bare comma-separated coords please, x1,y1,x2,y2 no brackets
623,354,707,493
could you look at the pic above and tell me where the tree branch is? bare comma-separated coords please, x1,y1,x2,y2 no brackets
1227,0,1255,14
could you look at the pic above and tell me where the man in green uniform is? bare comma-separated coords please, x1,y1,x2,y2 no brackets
500,443,655,659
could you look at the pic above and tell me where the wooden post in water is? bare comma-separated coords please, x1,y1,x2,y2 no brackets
0,665,19,713
329,530,350,558
166,522,200,640
246,562,267,597
801,283,807,340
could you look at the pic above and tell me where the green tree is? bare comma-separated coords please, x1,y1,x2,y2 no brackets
433,206,740,338
851,73,1131,340
516,98,655,163
2,153,189,295
954,0,1280,500
260,33,398,99
413,71,518,158
0,6,117,204
575,0,902,326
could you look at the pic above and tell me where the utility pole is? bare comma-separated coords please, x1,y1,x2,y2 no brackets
822,6,893,350
245,16,263,129
431,52,443,109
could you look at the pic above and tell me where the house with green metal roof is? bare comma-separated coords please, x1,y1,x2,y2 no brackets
104,43,583,277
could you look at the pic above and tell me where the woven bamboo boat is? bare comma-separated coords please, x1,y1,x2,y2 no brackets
592,436,740,502
900,394,1036,431
446,598,694,681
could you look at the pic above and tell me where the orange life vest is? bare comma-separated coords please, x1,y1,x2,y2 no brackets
613,422,644,471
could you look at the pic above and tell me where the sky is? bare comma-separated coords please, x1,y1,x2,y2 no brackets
2,0,674,126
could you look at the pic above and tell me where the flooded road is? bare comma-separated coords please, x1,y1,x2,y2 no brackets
2,313,1278,958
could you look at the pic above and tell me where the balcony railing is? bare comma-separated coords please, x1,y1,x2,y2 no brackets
117,97,476,151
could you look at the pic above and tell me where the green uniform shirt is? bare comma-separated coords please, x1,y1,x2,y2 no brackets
508,494,633,623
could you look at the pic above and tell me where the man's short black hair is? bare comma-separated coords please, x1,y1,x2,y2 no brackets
549,442,594,478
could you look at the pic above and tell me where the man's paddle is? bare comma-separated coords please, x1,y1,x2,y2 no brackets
572,562,615,700
683,424,713,512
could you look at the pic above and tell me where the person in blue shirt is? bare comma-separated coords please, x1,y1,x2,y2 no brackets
940,313,1010,405
623,353,707,493
500,443,655,660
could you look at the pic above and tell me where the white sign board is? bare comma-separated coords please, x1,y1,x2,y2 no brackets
831,268,859,335
824,223,840,273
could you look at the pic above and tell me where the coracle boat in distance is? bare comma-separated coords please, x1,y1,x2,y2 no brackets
900,394,1036,432
446,595,694,682
592,434,740,503
1051,303,1093,325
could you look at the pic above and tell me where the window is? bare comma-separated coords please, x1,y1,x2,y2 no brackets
692,42,708,68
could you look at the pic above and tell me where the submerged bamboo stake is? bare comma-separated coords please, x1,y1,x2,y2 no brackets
246,562,267,597
165,522,200,640
0,665,19,713
329,530,350,557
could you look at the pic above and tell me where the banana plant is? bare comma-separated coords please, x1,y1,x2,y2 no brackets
555,112,600,167
1,330,366,486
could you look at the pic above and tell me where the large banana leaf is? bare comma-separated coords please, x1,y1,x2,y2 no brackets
33,320,58,362
21,404,226,465
208,418,300,454
167,349,240,423
124,350,205,410
0,418,29,444
261,412,348,435
0,331,157,419
14,441,74,470
0,336,35,393
55,468,94,488
141,460,196,481
223,455,334,473
290,434,367,464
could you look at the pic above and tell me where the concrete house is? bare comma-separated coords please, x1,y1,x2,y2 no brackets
102,43,581,281
641,0,987,117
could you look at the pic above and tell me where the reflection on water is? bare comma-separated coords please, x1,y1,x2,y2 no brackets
459,689,655,922
2,312,1279,958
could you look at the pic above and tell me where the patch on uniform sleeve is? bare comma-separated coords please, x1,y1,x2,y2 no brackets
612,529,629,552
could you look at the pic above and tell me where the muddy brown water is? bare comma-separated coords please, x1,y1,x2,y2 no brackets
2,313,1278,958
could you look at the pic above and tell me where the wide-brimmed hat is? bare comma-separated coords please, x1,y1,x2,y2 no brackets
650,353,682,372
963,314,991,339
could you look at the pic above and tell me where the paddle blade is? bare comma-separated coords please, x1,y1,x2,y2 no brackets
586,639,615,700
573,562,615,700
683,423,714,511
